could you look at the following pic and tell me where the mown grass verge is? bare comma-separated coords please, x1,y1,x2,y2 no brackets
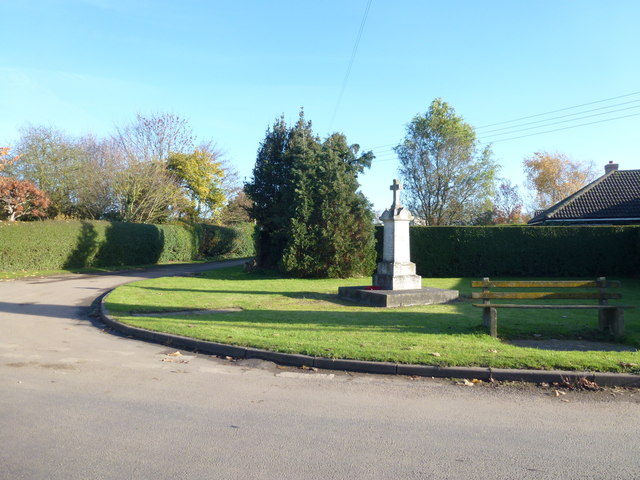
104,266,640,373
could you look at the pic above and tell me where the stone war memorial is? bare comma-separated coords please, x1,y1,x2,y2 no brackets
339,179,459,307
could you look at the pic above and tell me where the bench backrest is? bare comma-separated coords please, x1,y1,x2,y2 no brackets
471,277,622,302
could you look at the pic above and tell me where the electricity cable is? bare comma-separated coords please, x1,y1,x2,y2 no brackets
369,90,640,156
476,90,640,129
478,98,640,135
479,104,640,139
329,0,373,131
479,111,640,145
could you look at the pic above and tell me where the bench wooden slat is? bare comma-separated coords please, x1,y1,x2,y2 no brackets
472,304,632,309
471,276,627,339
471,292,622,300
470,280,622,288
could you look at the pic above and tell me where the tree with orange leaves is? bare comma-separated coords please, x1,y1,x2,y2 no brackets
0,177,50,221
0,147,50,221
0,147,20,173
523,151,597,209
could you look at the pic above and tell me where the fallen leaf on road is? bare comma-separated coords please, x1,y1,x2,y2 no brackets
554,390,566,396
167,351,182,357
471,378,483,384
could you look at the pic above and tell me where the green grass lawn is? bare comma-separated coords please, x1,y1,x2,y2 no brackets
104,266,640,373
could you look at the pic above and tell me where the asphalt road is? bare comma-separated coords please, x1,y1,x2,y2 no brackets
1,261,639,480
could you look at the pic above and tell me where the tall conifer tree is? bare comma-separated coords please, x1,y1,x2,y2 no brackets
245,111,375,278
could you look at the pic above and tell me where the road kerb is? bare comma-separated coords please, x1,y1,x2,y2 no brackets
99,294,640,388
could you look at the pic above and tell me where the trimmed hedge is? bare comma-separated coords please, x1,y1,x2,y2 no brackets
200,222,256,259
376,225,640,277
0,220,255,271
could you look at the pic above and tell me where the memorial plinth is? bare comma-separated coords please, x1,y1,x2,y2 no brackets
372,201,422,291
338,179,458,308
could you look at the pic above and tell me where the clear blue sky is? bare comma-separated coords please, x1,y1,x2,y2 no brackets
2,0,639,213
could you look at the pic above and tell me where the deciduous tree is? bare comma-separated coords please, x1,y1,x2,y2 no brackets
167,148,225,221
13,125,85,217
523,151,597,209
71,136,121,219
492,180,525,224
0,147,20,173
8,114,232,224
395,98,498,225
113,112,194,164
113,160,186,224
0,177,50,221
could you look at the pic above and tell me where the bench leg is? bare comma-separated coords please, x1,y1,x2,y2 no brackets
611,309,625,339
598,309,608,331
483,307,498,338
599,309,625,339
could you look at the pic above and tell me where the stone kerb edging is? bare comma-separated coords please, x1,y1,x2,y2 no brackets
99,293,640,388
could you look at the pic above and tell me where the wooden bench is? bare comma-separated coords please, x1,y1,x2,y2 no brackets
471,277,632,339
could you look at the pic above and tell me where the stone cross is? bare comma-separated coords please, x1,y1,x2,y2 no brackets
390,179,403,209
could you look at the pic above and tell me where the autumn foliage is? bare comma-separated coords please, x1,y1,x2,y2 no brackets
0,178,51,221
523,151,597,209
0,147,19,173
0,147,50,221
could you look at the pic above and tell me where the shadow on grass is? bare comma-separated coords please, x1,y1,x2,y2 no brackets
106,296,640,346
107,302,484,335
105,273,640,347
132,285,363,305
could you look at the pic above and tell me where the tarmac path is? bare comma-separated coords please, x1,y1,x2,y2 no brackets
1,260,639,479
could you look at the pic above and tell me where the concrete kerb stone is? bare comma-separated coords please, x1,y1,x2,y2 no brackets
245,348,315,368
398,364,492,381
488,368,593,384
313,357,397,375
594,372,640,387
99,292,640,388
100,295,249,358
191,340,247,358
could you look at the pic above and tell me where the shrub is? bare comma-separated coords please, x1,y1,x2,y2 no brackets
200,223,256,258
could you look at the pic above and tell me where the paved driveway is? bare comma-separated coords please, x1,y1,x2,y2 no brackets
1,261,639,479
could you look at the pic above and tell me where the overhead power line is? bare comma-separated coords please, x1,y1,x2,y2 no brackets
479,104,640,140
479,111,640,145
329,0,373,131
476,90,640,129
368,90,640,161
479,98,640,135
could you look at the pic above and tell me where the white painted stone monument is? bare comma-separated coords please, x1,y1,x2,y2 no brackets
337,178,458,307
372,179,422,290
